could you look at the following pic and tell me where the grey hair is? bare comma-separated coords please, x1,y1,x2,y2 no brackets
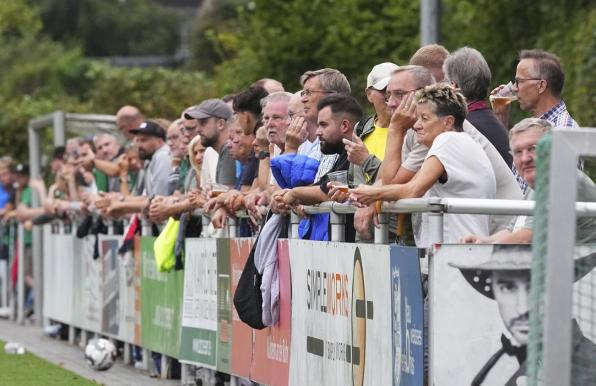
299,68,351,94
443,47,491,101
260,91,293,108
392,65,436,88
509,118,552,140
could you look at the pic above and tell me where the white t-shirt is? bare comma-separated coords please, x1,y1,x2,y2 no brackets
201,147,219,187
416,131,496,247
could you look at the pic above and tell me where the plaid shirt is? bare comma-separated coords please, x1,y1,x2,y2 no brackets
540,100,582,169
540,100,578,129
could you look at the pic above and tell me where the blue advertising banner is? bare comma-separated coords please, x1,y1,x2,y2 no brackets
389,246,424,386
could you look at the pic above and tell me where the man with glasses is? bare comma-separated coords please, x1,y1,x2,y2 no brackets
298,68,351,181
492,49,578,130
464,118,596,245
344,62,399,187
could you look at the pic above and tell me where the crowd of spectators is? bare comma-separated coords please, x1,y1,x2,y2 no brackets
2,46,595,323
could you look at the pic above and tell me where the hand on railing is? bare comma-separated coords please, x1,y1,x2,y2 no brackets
327,182,350,203
354,205,378,240
148,196,170,223
211,207,228,229
348,184,382,206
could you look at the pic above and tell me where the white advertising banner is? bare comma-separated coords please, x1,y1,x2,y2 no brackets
80,235,102,332
42,226,75,325
289,240,392,386
179,238,218,367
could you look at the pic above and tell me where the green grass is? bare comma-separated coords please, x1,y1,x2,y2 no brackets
0,340,99,386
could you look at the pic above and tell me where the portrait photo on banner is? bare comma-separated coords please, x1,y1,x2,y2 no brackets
432,244,596,386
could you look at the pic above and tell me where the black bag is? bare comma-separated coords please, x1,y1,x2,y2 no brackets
233,240,265,329
233,211,289,330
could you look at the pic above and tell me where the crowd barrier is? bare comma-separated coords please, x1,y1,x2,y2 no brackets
7,198,596,385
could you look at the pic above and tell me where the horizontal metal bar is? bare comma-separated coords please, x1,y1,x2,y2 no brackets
298,197,596,217
29,113,57,130
441,198,534,216
65,113,116,124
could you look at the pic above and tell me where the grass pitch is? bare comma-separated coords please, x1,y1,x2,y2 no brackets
0,339,99,386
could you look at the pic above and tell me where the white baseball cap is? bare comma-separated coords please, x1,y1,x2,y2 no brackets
366,62,399,90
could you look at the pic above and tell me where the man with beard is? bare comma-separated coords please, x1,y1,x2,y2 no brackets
273,94,362,241
184,98,235,187
98,121,172,218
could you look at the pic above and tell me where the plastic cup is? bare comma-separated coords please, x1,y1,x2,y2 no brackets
327,170,349,192
490,81,518,108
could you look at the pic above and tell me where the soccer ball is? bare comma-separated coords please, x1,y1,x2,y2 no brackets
84,338,117,371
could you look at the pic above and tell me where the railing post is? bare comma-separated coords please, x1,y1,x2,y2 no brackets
329,211,345,242
201,212,210,238
140,218,153,373
17,223,25,324
107,219,114,235
374,213,389,244
426,198,444,245
227,216,237,238
426,197,444,386
290,211,300,239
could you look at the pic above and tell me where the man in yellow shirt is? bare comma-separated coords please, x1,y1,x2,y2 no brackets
344,62,398,185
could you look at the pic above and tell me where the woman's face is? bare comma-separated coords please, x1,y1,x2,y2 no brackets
412,102,451,148
125,150,141,171
193,141,206,167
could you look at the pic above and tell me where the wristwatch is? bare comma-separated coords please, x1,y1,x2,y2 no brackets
257,150,270,160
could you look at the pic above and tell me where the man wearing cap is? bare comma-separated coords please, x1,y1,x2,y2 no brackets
99,121,172,218
344,62,399,186
184,98,236,188
450,245,596,385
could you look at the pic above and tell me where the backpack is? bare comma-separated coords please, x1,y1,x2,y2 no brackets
233,211,288,329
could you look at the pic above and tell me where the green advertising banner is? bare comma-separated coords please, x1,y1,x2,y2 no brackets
216,238,232,373
140,236,184,358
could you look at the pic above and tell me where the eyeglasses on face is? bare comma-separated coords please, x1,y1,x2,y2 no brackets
300,89,333,97
385,87,423,102
513,77,542,87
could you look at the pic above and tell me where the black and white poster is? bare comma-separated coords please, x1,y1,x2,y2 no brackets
431,244,596,385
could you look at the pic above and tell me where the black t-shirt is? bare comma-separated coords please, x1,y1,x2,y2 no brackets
316,151,355,242
318,151,350,194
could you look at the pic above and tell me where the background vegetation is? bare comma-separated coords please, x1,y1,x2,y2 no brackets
0,0,594,165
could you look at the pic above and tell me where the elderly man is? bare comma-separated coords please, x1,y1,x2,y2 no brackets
443,47,512,166
493,49,578,129
261,91,292,153
294,68,351,179
450,245,596,385
463,118,596,244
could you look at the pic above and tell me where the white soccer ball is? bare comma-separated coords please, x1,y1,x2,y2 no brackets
84,338,117,371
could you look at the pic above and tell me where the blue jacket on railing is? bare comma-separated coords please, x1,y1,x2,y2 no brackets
270,154,328,241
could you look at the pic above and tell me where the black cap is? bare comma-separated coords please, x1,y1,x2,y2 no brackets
129,121,166,140
13,163,29,175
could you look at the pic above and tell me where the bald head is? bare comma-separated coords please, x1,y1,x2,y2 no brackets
252,78,285,93
115,105,144,140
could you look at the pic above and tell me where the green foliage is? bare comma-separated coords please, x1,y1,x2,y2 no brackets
213,0,420,95
35,0,181,56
